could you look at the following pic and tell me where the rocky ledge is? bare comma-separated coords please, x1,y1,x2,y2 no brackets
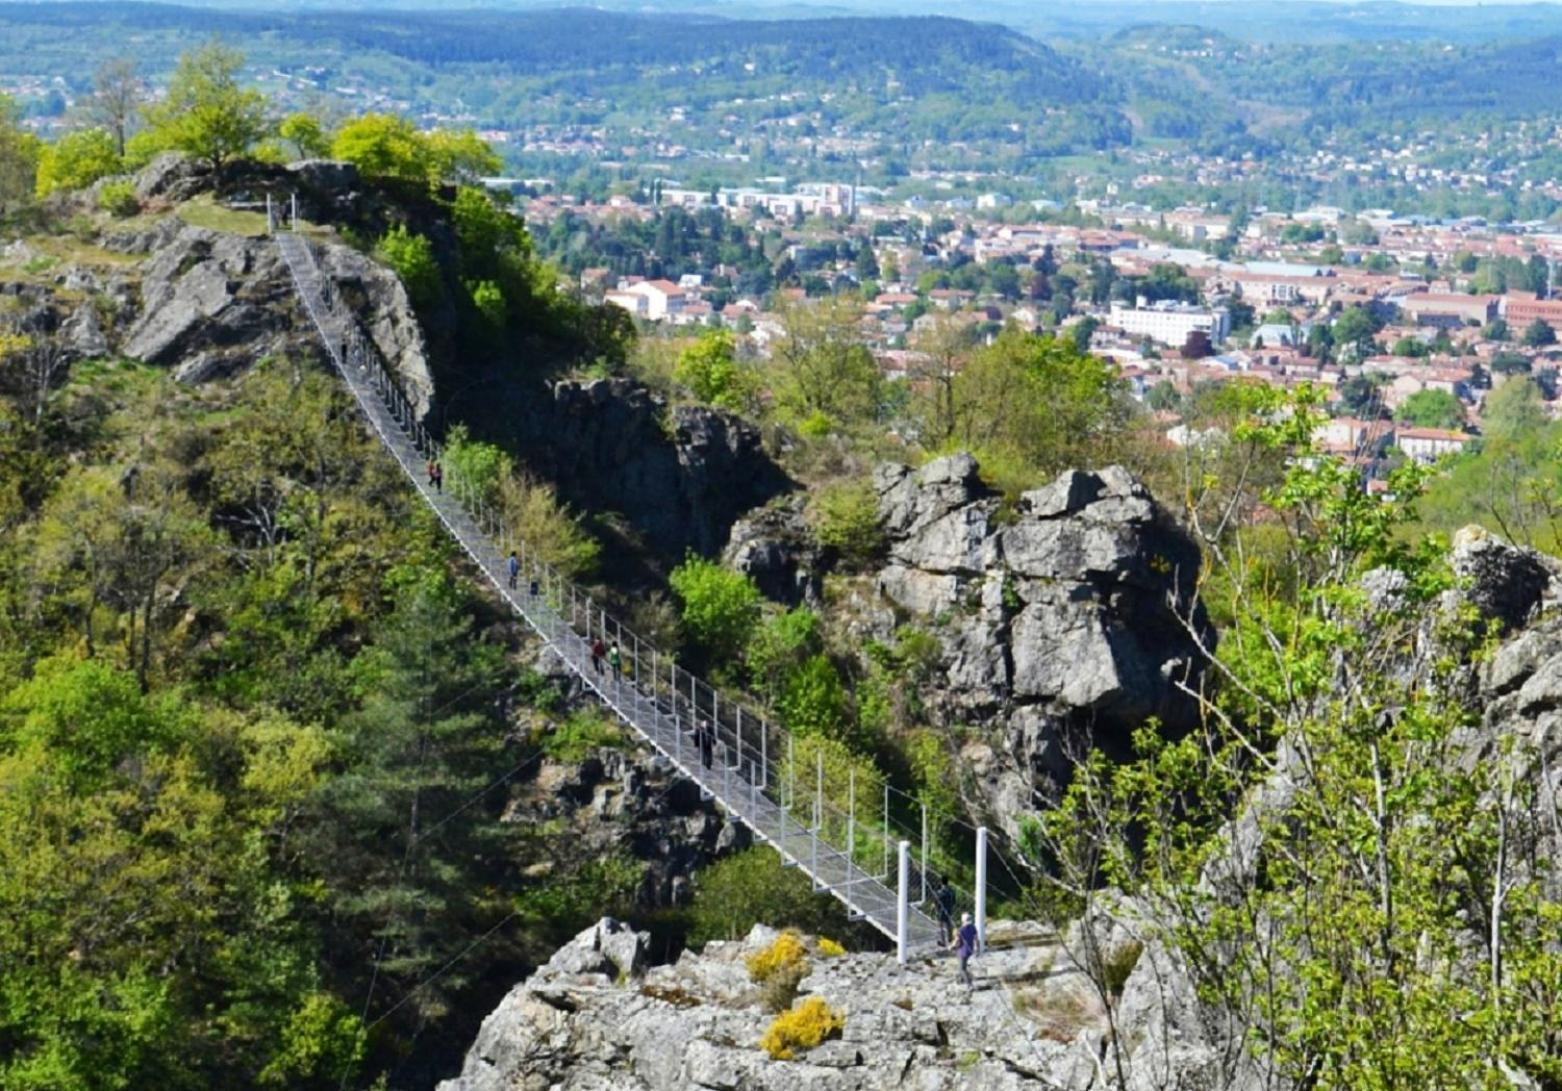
436,917,1155,1091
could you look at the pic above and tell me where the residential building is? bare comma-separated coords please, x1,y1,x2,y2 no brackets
1396,426,1473,464
1108,299,1231,347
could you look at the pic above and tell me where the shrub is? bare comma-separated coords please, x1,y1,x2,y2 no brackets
778,654,852,744
1102,940,1143,997
817,937,846,958
376,224,442,310
540,708,624,763
686,848,852,948
668,555,762,661
747,930,808,984
810,480,884,567
759,997,844,1060
442,423,511,507
798,410,834,438
97,180,140,218
498,474,599,580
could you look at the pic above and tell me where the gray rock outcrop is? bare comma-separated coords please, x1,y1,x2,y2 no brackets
514,377,792,564
871,456,1208,839
438,919,1125,1091
721,496,822,608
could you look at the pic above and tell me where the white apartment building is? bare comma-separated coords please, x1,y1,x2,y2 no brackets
1108,298,1231,347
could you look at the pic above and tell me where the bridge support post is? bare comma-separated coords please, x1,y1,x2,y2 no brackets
975,825,988,954
811,749,822,891
896,840,910,966
846,768,855,881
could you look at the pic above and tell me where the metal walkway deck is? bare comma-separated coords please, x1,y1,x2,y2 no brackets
275,230,943,955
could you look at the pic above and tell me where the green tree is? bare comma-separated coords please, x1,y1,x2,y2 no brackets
143,41,271,171
686,847,851,947
770,297,883,428
668,555,762,662
810,479,884,567
674,329,745,409
331,114,430,183
1332,305,1380,359
1483,318,1510,342
1522,319,1557,348
86,58,144,157
34,127,122,197
1399,388,1465,429
277,112,331,159
0,93,41,207
376,224,442,310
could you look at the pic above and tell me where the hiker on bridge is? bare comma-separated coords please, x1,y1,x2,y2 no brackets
507,551,520,589
590,638,607,676
952,911,978,993
607,641,623,681
694,719,714,770
431,461,443,493
934,875,957,946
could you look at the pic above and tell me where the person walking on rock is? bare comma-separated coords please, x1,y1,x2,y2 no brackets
935,876,957,946
607,641,622,682
507,551,520,589
952,911,978,993
590,638,606,677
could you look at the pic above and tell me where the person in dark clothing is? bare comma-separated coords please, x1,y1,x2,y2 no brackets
507,551,520,589
590,638,607,676
426,459,437,488
935,876,957,946
695,719,714,770
431,462,443,493
953,912,978,992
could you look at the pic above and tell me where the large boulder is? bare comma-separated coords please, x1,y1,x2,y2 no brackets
870,457,1208,840
721,496,822,608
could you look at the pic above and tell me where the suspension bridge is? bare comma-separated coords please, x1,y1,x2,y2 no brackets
273,220,997,961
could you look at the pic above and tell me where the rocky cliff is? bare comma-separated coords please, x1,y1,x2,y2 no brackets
865,454,1206,840
512,377,793,564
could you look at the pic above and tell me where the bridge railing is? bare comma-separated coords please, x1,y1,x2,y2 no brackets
275,228,998,953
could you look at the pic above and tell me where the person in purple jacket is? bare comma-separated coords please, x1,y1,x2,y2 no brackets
952,911,978,992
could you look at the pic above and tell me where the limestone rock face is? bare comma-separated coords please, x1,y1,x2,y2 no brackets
1450,525,1562,634
870,457,1208,840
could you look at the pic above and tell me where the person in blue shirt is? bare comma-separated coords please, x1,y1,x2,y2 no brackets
507,551,520,589
952,911,977,992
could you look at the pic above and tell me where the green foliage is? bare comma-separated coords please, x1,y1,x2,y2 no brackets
467,277,507,329
256,992,365,1089
1399,388,1465,429
778,654,853,744
35,127,122,197
497,474,600,579
686,848,848,947
0,93,41,206
512,852,643,947
746,608,822,702
331,113,431,183
674,328,745,410
1034,384,1562,1090
97,180,139,217
276,112,330,160
1522,319,1557,348
541,707,625,762
143,41,271,170
668,555,762,661
333,118,500,189
809,479,884,567
940,326,1127,491
770,297,883,429
376,223,442,310
442,422,513,507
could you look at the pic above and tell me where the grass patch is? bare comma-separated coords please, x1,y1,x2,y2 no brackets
175,195,271,237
